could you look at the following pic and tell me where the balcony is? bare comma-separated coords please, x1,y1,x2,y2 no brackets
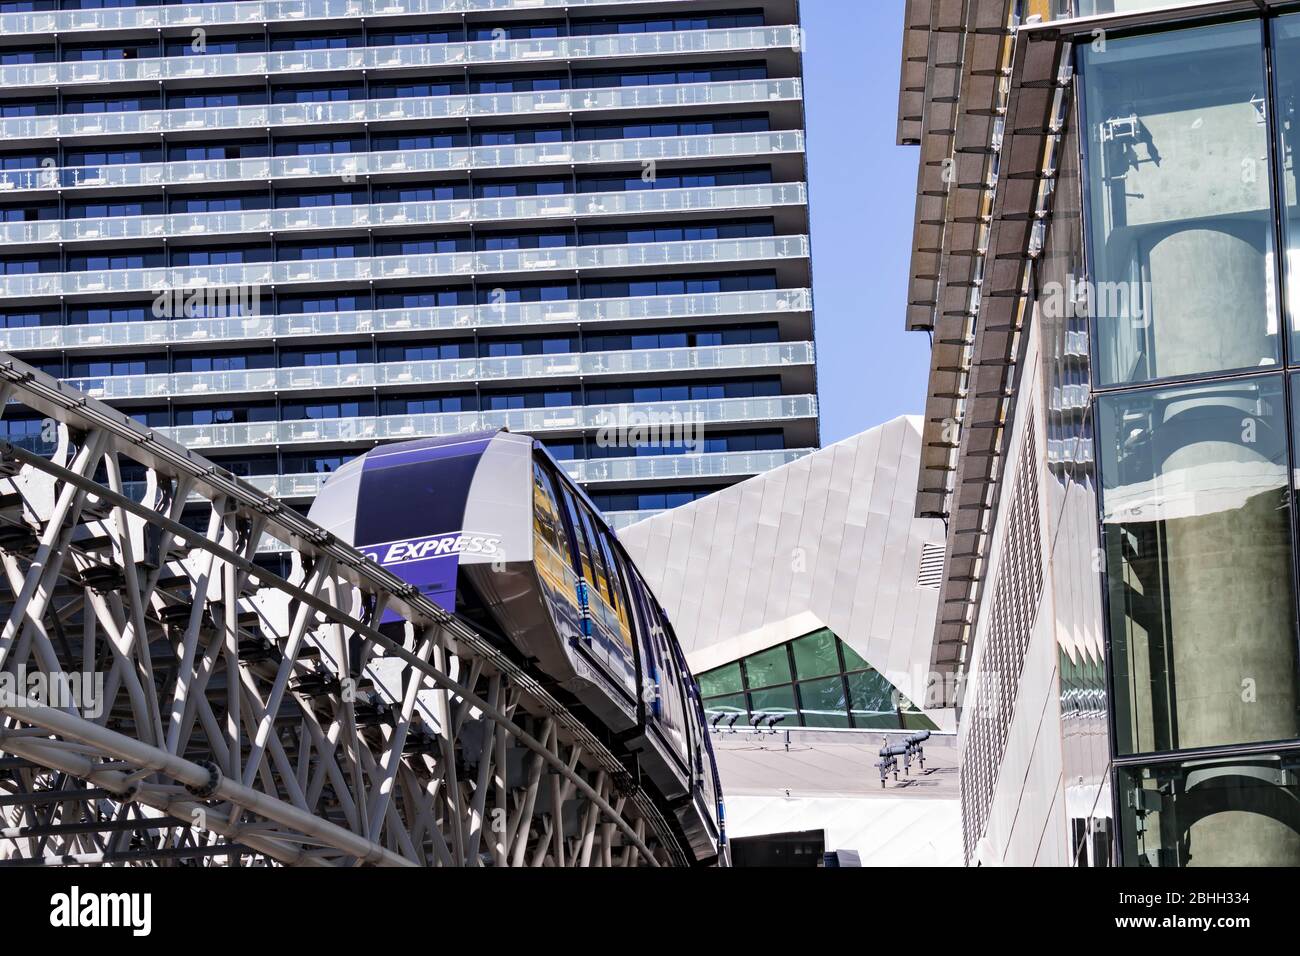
0,130,804,194
239,446,815,500
0,0,722,38
0,78,803,143
158,392,819,451
0,27,799,90
0,234,811,298
1,183,807,247
64,341,815,402
0,288,813,353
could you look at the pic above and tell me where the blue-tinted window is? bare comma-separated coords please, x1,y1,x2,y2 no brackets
376,289,474,309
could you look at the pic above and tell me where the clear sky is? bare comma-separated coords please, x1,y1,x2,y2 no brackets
800,0,930,444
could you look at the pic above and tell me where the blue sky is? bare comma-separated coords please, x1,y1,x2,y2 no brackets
801,0,929,444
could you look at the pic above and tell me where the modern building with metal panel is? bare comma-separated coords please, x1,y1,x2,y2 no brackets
620,416,962,866
0,0,818,534
621,415,951,732
900,0,1300,867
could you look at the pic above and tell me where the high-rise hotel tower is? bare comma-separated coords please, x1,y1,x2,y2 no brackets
0,0,817,531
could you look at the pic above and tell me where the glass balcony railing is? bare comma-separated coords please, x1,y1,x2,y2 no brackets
0,0,721,37
117,447,810,536
0,183,807,246
0,130,804,194
0,234,811,298
64,341,815,402
158,393,818,451
562,445,811,484
0,27,799,89
0,78,802,142
606,509,664,530
0,288,813,353
241,447,814,500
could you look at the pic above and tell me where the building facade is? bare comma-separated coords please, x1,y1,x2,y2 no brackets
900,0,1300,866
0,0,817,535
620,416,951,732
620,417,960,865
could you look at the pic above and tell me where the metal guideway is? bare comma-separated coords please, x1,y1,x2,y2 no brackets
0,352,687,867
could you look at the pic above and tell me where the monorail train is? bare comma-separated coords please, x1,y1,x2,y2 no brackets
306,429,725,865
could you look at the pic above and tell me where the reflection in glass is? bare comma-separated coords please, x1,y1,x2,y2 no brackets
749,685,796,716
743,645,791,689
847,670,899,729
798,677,850,728
698,663,741,698
704,693,746,715
696,630,938,730
792,628,839,679
1119,753,1300,866
1270,15,1300,356
1081,21,1277,386
1099,374,1298,754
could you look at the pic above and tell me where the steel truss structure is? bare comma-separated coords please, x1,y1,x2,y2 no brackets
0,352,685,867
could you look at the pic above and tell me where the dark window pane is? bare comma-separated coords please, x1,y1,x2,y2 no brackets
698,663,742,698
1119,754,1300,866
1101,374,1298,754
743,646,791,689
748,685,797,718
792,628,838,679
840,639,869,672
847,670,898,728
1081,20,1278,385
798,677,850,727
1273,14,1300,360
702,693,746,716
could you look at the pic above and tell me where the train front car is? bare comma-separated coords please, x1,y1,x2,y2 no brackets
306,429,723,865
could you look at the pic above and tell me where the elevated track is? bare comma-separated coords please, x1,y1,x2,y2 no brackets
0,353,686,867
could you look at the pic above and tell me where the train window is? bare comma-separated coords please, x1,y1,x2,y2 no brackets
574,503,612,601
603,541,638,643
599,534,629,613
589,520,622,610
556,482,595,583
622,563,655,641
531,460,573,561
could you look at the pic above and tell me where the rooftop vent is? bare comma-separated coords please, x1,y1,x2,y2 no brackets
917,542,945,589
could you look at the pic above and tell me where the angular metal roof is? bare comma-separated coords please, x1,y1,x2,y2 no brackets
618,416,949,721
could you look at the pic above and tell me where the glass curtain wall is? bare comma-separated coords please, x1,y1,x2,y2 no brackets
1081,12,1300,865
696,628,936,730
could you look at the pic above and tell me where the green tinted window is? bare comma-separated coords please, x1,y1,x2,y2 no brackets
698,629,928,731
698,663,742,698
749,685,797,715
903,711,938,731
703,693,746,714
792,629,839,679
798,676,849,727
744,646,791,689
847,670,894,720
840,639,869,671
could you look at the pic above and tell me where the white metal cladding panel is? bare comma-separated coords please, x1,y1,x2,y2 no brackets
763,467,799,625
960,415,1047,865
618,416,946,711
809,444,851,617
731,478,768,636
